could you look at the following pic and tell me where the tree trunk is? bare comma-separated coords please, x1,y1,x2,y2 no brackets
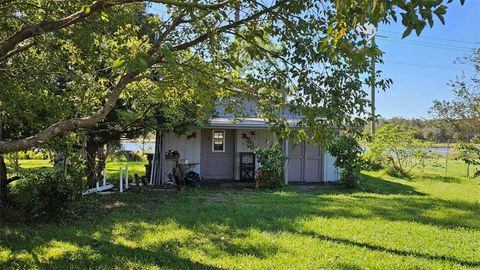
85,137,99,188
0,120,8,203
54,148,68,169
0,155,8,203
96,144,106,182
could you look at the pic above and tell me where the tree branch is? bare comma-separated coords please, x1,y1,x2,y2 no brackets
0,10,183,154
172,0,286,51
0,42,33,63
6,176,21,185
0,0,232,62
0,1,109,61
0,1,284,154
0,72,138,153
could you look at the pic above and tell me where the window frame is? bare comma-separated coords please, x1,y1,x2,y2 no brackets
212,130,226,152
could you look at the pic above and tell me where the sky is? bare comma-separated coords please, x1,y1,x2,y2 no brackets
375,0,480,119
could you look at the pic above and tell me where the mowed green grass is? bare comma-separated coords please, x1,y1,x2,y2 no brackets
15,159,147,182
1,159,479,269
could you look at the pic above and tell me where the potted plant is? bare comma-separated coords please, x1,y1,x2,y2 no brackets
245,138,286,189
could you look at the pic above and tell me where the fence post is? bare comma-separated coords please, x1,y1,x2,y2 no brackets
125,165,129,190
445,140,450,175
103,167,106,186
119,167,123,193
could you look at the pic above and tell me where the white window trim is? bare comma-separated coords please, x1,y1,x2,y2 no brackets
212,130,225,152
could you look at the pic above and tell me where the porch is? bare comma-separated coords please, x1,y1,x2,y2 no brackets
147,117,339,186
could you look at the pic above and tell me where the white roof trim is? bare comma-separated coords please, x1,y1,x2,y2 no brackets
208,117,304,128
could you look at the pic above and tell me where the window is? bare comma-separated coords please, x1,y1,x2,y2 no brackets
212,130,225,152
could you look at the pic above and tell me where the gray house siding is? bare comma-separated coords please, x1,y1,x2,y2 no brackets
154,96,339,184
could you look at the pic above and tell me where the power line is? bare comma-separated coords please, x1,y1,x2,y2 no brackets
378,29,480,46
377,36,475,52
388,38,475,50
383,60,476,72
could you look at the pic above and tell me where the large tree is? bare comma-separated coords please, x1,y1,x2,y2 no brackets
0,0,463,201
0,0,462,152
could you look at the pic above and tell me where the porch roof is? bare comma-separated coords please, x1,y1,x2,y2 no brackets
207,117,303,129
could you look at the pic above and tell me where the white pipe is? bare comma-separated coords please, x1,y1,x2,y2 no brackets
103,167,106,186
150,152,155,185
284,139,289,186
125,165,129,190
119,167,123,193
96,180,99,189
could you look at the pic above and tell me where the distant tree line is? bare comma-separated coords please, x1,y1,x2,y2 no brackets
369,116,479,144
368,118,453,143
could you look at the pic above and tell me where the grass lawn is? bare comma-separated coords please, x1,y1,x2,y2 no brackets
15,159,147,182
1,159,480,269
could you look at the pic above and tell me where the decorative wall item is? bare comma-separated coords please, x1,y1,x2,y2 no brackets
186,132,197,140
241,131,256,140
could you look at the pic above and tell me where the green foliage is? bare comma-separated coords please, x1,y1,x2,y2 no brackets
455,143,480,178
11,169,82,221
246,139,286,187
0,0,459,155
429,51,480,143
367,117,455,143
366,124,431,178
16,150,50,160
107,150,146,162
328,135,363,187
361,153,384,171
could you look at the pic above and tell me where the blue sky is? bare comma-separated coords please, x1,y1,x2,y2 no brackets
375,0,480,119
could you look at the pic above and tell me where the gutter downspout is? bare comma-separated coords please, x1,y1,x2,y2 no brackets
159,130,163,184
281,87,289,186
284,140,289,186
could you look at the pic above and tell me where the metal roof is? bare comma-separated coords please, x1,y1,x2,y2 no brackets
207,117,304,129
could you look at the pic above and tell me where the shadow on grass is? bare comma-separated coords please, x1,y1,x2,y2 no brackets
415,173,466,183
1,175,479,269
300,230,480,268
356,173,426,195
2,233,220,270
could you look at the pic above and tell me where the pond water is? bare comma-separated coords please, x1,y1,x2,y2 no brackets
121,141,155,152
433,147,450,154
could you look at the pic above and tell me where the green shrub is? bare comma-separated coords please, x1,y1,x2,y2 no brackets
364,124,431,178
328,135,363,188
11,169,83,221
246,139,286,188
384,166,409,178
17,150,49,160
455,143,480,178
361,154,383,171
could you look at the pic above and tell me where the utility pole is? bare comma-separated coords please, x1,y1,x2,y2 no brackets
370,34,376,135
357,23,377,135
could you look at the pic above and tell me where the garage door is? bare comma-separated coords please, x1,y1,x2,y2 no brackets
287,141,323,182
